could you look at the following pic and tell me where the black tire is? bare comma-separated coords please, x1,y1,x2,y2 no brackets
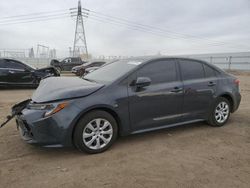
78,69,84,77
207,97,231,127
73,110,118,154
55,66,62,73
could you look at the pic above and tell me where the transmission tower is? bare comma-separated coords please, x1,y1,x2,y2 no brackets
73,0,88,58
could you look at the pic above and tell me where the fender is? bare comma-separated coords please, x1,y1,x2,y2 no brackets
63,104,126,147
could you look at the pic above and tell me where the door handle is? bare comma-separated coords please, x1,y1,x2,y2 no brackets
170,87,183,93
208,81,216,86
8,70,15,74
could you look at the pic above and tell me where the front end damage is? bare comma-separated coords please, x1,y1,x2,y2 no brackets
0,99,31,128
1,77,105,147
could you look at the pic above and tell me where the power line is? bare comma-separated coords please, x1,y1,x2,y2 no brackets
0,12,71,24
0,7,249,51
0,15,72,26
83,8,250,49
81,12,249,50
0,9,69,20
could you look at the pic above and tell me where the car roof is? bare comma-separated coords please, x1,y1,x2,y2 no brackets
122,55,205,63
0,58,23,63
121,55,224,73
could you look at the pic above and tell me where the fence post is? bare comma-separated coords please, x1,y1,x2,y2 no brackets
210,56,213,64
228,56,232,70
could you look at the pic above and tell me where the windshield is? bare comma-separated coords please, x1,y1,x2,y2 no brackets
83,59,142,83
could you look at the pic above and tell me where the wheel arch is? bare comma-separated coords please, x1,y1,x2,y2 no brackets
70,105,122,144
218,93,234,112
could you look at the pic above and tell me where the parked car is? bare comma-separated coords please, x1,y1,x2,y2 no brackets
84,66,100,75
71,60,107,76
0,58,60,88
4,57,241,154
50,57,85,72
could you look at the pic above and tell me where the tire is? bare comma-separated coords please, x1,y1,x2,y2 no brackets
73,110,118,154
55,66,62,73
207,97,231,127
79,69,84,77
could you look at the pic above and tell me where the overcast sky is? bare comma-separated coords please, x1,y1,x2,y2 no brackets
0,0,249,57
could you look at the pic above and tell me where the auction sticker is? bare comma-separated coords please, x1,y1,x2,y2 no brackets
127,61,142,66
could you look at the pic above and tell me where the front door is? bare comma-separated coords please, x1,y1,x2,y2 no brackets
128,59,184,132
6,60,34,85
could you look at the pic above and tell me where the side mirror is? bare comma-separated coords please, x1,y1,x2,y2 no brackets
134,77,151,88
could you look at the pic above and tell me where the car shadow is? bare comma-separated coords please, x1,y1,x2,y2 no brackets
117,121,209,143
25,121,211,158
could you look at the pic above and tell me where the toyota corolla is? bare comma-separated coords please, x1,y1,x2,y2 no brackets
3,57,241,154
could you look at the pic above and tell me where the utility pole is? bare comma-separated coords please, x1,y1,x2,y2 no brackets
73,0,88,58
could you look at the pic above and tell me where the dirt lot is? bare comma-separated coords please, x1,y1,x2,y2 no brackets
0,73,250,188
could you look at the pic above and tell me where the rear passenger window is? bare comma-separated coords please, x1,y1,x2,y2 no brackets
179,60,204,80
203,64,216,78
137,60,177,84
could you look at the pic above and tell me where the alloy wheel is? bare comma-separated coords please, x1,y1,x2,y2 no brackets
82,118,113,150
215,101,229,123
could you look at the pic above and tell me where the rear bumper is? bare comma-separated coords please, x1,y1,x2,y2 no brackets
232,92,241,112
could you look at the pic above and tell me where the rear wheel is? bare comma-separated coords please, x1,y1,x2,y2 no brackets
207,97,231,127
73,110,118,154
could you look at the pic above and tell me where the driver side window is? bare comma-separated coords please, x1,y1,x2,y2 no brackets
137,59,177,85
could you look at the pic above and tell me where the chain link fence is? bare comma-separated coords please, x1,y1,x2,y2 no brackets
184,55,250,70
1,50,250,70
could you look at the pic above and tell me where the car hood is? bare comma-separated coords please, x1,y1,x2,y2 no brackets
32,77,104,103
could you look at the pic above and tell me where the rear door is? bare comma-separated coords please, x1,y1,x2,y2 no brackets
128,59,184,131
63,57,83,71
178,59,217,120
61,58,72,71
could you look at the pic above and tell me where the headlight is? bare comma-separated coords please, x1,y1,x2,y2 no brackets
28,102,68,117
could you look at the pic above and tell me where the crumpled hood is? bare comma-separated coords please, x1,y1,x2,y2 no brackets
32,77,104,103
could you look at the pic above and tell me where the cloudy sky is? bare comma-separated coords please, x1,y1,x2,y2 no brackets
0,0,249,57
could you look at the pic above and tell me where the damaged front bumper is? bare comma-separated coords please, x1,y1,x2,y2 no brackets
15,112,64,146
1,99,82,147
0,99,31,128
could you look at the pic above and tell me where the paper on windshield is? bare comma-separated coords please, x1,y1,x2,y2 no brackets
127,61,142,66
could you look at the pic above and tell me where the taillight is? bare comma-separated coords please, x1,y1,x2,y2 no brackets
234,79,240,85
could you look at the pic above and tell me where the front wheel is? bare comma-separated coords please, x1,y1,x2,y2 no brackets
73,110,118,154
207,97,231,127
55,66,62,73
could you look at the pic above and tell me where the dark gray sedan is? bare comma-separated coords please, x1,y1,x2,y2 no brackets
12,57,241,153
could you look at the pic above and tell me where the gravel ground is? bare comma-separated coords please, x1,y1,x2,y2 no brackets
0,73,249,188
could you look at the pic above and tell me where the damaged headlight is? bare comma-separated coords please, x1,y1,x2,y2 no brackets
27,102,68,117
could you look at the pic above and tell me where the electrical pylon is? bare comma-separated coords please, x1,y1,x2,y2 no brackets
73,0,88,58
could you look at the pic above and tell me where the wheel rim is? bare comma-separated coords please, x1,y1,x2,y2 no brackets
83,118,113,150
215,101,229,123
